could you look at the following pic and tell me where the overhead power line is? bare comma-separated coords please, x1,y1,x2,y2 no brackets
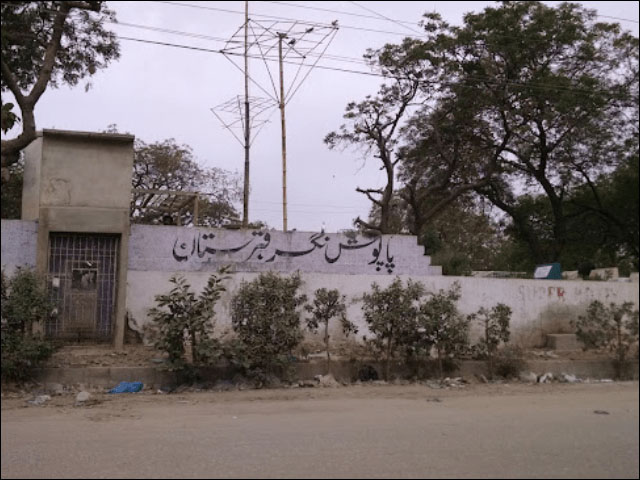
104,18,370,66
347,0,424,35
66,7,639,64
262,0,640,26
139,2,640,53
153,0,640,35
118,35,630,97
596,14,639,24
262,0,422,27
153,1,427,38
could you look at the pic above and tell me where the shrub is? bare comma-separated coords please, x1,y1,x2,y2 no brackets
574,301,639,379
493,345,527,379
361,278,425,381
147,268,229,377
230,272,307,385
305,288,357,375
470,303,512,379
2,268,52,334
417,282,469,380
1,268,56,382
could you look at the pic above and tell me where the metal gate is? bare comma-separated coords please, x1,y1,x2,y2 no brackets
47,233,119,342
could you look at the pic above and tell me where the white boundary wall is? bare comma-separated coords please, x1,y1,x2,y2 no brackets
1,220,38,275
3,220,638,347
127,271,639,347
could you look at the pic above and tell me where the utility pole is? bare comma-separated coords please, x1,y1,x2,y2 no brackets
218,19,339,233
242,0,250,229
278,32,288,232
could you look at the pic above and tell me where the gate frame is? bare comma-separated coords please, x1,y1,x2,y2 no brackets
46,233,121,342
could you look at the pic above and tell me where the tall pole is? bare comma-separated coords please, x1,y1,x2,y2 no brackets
242,0,250,229
278,33,288,232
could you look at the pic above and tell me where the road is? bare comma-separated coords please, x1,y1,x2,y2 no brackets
1,382,638,478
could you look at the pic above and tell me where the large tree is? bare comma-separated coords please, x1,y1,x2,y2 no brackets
397,94,510,237
131,138,242,227
1,1,119,178
444,2,637,263
374,2,638,264
324,38,437,234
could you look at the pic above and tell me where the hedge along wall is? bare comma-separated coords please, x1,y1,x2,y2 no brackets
127,271,639,348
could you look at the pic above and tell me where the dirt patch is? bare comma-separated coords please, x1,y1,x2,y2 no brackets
2,379,635,413
44,342,613,369
45,345,165,368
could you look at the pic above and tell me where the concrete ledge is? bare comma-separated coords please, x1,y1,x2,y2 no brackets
32,359,638,388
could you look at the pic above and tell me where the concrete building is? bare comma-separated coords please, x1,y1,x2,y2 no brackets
21,129,134,348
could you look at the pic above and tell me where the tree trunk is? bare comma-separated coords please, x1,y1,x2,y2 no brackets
384,338,393,381
324,320,331,376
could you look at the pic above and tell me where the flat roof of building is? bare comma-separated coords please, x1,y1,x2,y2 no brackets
39,128,134,143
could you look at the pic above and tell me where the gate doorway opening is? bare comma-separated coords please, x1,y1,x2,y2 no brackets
47,233,119,342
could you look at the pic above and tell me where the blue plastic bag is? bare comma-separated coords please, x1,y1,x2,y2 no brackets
108,381,143,394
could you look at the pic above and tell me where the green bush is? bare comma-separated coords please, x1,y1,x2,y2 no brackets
470,303,512,379
574,301,639,379
417,282,469,380
1,268,57,382
147,268,229,377
493,345,527,379
230,272,307,385
361,278,425,381
305,288,357,375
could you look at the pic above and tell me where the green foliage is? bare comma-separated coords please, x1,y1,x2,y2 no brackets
574,301,639,379
305,288,357,375
493,345,528,379
1,333,56,383
1,2,120,92
361,278,425,380
417,282,469,380
470,304,512,379
1,158,22,219
130,138,241,227
434,252,473,277
1,1,121,172
230,272,307,385
147,269,229,375
2,267,52,334
1,268,56,382
1,101,19,133
355,1,638,269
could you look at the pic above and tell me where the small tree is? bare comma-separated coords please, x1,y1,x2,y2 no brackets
361,278,425,381
1,268,56,382
230,272,307,385
147,268,229,375
470,304,512,379
305,288,357,375
574,301,639,379
418,282,469,380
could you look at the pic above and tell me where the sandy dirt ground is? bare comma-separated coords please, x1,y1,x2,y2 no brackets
42,343,611,368
1,381,638,479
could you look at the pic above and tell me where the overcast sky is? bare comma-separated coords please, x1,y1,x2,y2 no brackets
5,1,639,232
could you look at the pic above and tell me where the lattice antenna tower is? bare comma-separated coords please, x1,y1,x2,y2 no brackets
210,95,277,148
220,15,339,231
